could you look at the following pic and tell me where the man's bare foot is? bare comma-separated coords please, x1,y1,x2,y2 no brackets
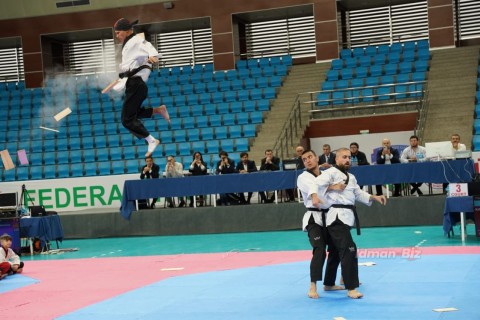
0,273,7,280
308,282,319,299
145,139,160,157
153,105,170,123
347,289,363,299
324,285,345,291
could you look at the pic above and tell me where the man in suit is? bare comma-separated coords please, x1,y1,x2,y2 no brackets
259,149,281,203
236,152,258,204
319,144,336,170
375,138,401,197
349,142,369,166
140,156,160,208
216,151,238,205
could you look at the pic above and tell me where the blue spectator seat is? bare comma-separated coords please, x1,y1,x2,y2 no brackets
238,69,250,79
29,153,42,166
402,51,415,62
359,56,372,67
187,128,200,142
196,115,209,128
219,81,231,92
231,79,244,91
98,161,111,175
417,48,430,60
414,60,428,72
355,67,368,78
316,92,330,107
182,84,194,95
340,49,351,59
82,136,94,149
160,131,173,143
220,139,235,153
43,166,57,179
204,104,216,115
474,120,480,134
194,82,206,93
345,57,357,69
362,88,374,102
263,87,276,99
223,114,236,126
256,78,269,89
230,102,243,113
399,62,413,74
190,74,202,85
322,81,334,91
174,130,187,143
110,148,123,161
351,78,364,88
30,166,44,180
384,63,398,75
250,67,262,78
341,68,354,80
262,66,275,77
95,136,108,148
269,76,282,87
327,70,339,81
235,138,249,152
120,133,133,146
352,47,365,57
201,127,214,140
331,59,343,70
123,146,137,160
332,91,344,105
217,103,230,114
229,125,242,138
395,85,408,99
275,65,288,76
397,73,410,83
206,140,219,154
243,124,256,137
373,54,386,65
250,111,263,124
207,82,219,93
336,80,348,89
125,159,140,174
43,139,56,152
380,75,394,85
215,127,228,139
377,87,392,100
199,93,211,104
191,105,204,116
107,135,121,148
44,152,56,165
112,160,125,175
366,77,379,87
236,60,248,69
370,65,383,77
183,117,195,129
412,72,426,82
209,115,222,127
169,118,183,130
237,90,249,101
236,113,249,125
83,149,96,162
388,52,401,64
417,40,429,49
250,88,263,100
163,143,178,157
244,78,256,89
192,141,206,153
178,142,191,156
226,70,238,80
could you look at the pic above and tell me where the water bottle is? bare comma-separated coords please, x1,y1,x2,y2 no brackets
416,152,423,161
351,156,358,167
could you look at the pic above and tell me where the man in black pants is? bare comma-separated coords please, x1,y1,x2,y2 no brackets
297,149,344,299
312,148,387,299
113,18,170,157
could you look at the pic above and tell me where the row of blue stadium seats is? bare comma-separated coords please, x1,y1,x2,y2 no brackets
150,65,288,85
150,76,283,96
316,84,424,107
236,55,293,69
2,123,259,151
340,40,429,59
322,73,426,91
0,108,265,139
326,62,428,81
333,50,429,70
0,80,26,92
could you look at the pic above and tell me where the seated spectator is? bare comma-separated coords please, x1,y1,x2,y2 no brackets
188,151,208,207
165,155,186,208
443,133,467,193
216,151,239,205
236,152,258,204
400,135,427,196
319,144,336,170
375,138,401,197
140,156,160,208
259,149,280,203
0,233,24,280
349,142,369,166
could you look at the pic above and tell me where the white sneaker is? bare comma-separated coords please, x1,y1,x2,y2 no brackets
145,139,160,157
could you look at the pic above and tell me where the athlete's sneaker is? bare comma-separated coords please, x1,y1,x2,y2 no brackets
145,139,160,157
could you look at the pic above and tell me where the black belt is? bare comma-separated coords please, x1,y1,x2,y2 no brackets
331,204,360,235
119,65,152,79
307,207,329,228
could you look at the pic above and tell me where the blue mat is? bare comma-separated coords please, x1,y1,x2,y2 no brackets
59,254,480,320
0,274,39,294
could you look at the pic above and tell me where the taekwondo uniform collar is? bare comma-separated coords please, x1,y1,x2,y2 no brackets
122,33,136,49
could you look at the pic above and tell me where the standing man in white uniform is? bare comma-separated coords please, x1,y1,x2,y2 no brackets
297,149,345,299
114,18,170,157
311,148,387,299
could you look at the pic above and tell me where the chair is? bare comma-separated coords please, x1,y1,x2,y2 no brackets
123,146,138,160
178,142,191,156
336,80,348,89
370,65,383,77
399,62,413,74
187,128,200,142
355,67,368,78
250,111,263,124
95,136,108,148
326,70,339,81
402,51,415,62
30,166,44,180
169,118,183,130
388,52,401,64
212,92,224,103
352,47,365,57
191,141,206,154
109,148,123,161
331,59,343,70
230,102,243,113
98,161,111,175
217,103,230,114
236,113,249,125
384,63,398,75
183,117,196,129
231,79,244,91
206,140,219,154
332,91,345,105
84,162,97,176
174,130,187,143
209,115,222,127
373,54,386,65
380,75,394,85
112,160,125,175
394,85,408,99
125,159,140,174
365,77,379,87
222,114,236,126
43,166,57,179
340,49,351,59
82,136,94,149
322,81,334,91
243,124,256,137
160,131,174,143
196,115,209,128
345,58,357,69
237,89,249,101
215,127,228,139
229,125,243,138
220,139,235,153
414,60,428,72
377,87,392,100
43,152,56,165
163,143,178,156
359,56,372,67
235,138,249,152
200,127,214,140
83,149,96,162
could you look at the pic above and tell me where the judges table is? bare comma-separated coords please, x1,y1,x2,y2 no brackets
443,196,474,242
20,215,64,253
120,159,474,220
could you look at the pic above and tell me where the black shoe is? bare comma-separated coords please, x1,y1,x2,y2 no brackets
179,201,186,208
150,203,156,209
168,203,174,208
417,189,423,196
